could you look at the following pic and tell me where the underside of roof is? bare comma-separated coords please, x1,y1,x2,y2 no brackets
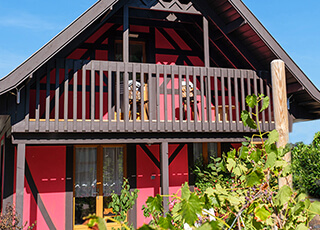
0,0,319,121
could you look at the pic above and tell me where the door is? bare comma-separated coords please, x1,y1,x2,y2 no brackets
73,145,125,229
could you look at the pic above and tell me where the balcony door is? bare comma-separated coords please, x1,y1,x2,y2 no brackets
73,145,125,229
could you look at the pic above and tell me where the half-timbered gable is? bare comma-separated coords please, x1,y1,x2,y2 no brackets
0,0,320,229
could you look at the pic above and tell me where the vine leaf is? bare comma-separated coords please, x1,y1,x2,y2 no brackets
250,148,262,163
138,224,157,230
158,215,175,230
246,94,257,108
274,185,292,207
181,182,191,200
179,193,203,226
246,170,264,187
260,96,270,112
226,158,236,172
145,194,163,213
265,152,277,169
296,223,309,230
241,111,257,129
265,130,279,146
254,205,271,222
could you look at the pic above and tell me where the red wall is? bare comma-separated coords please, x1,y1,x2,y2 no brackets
24,146,66,230
136,144,188,228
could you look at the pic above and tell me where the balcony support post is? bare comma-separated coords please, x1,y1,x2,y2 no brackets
161,141,169,213
16,143,26,225
271,59,291,188
123,5,129,63
203,16,210,67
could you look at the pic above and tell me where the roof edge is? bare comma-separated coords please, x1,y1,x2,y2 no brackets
0,0,118,95
229,0,320,103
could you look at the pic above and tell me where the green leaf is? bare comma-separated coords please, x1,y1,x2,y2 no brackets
254,205,271,222
197,223,212,230
226,158,236,172
250,148,262,163
158,215,174,230
233,167,241,176
274,185,292,207
241,111,257,129
265,130,279,146
96,216,107,230
181,182,190,200
296,223,309,230
265,152,277,169
260,96,270,112
145,194,163,213
248,202,258,214
239,146,249,160
246,170,264,187
309,201,320,215
137,224,157,230
179,193,203,226
246,94,258,108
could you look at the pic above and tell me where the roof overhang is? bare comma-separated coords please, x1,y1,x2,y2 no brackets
1,0,319,120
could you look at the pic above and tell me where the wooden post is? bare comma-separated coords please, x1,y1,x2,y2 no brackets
161,142,169,213
203,17,210,68
16,143,26,224
271,59,291,188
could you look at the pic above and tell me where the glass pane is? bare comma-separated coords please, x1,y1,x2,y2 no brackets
102,147,123,196
193,143,203,165
74,197,96,225
208,143,218,159
74,147,97,225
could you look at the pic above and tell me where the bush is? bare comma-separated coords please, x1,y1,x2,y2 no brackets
138,95,320,230
292,132,320,198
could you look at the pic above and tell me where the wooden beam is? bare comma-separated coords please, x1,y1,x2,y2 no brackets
203,17,210,67
161,141,169,213
271,60,290,188
123,5,129,63
212,17,246,41
16,143,26,224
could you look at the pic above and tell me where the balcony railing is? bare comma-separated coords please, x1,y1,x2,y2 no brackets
14,60,275,133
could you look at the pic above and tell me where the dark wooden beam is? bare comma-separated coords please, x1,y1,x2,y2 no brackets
212,17,246,41
193,0,257,70
298,100,319,106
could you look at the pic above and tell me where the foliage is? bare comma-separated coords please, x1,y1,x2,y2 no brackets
193,156,233,193
291,131,320,198
0,203,36,230
138,94,320,230
85,179,138,230
108,178,139,223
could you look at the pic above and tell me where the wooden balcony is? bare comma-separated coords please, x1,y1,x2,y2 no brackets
13,60,275,133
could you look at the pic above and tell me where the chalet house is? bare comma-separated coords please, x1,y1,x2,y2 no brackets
1,0,320,229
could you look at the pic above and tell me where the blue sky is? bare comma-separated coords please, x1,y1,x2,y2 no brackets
0,0,319,144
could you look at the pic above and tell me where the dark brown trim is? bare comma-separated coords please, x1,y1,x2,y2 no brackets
15,143,25,227
11,132,264,145
65,146,73,230
228,0,320,103
160,141,169,213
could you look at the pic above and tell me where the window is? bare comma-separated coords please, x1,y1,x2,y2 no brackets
74,145,125,227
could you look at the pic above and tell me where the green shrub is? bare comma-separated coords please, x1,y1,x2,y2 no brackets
292,132,320,198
